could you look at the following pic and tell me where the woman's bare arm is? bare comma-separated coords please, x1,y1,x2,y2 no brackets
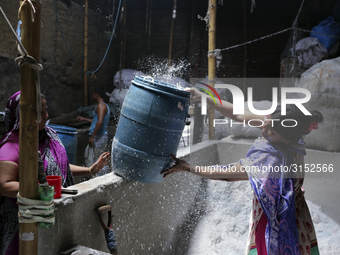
188,87,265,126
0,161,19,198
161,156,248,182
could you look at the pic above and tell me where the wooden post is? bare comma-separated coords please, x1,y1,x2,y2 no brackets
208,0,216,140
19,0,41,254
84,0,88,106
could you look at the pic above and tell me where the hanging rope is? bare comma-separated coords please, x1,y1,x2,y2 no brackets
250,0,256,13
295,27,340,39
147,0,153,51
18,0,36,22
145,0,149,33
51,0,122,76
0,5,42,123
208,27,291,54
0,6,27,55
292,0,306,60
208,0,337,56
292,0,305,28
15,55,43,123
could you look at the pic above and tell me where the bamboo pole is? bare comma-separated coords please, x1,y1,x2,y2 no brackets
19,0,41,254
84,0,88,106
208,0,216,140
168,0,176,67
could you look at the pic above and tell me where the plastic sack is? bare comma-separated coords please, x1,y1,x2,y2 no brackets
310,16,340,52
294,37,328,69
113,69,145,89
303,106,340,152
297,56,340,95
293,57,340,152
106,88,129,104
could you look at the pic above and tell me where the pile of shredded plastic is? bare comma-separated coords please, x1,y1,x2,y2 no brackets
187,180,339,255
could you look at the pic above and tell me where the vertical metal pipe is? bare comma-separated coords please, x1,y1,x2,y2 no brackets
145,0,149,33
84,0,88,106
208,0,216,140
119,0,127,89
122,0,127,69
168,0,176,67
147,0,152,51
242,0,248,93
19,0,41,253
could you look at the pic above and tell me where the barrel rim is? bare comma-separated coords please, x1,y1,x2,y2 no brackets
47,124,78,135
133,76,190,98
131,80,190,101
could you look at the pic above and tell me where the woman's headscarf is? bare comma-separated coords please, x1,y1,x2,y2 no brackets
0,91,74,187
1,91,21,144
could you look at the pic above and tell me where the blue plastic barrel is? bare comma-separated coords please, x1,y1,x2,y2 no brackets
112,76,190,183
47,124,78,164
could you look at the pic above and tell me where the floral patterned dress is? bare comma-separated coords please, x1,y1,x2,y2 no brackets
239,138,319,255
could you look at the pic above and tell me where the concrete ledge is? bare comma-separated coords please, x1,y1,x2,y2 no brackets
39,160,205,254
303,148,340,224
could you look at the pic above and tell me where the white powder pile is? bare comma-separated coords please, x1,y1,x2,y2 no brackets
187,180,340,255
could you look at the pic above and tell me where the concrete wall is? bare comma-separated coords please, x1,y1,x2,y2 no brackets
303,149,340,225
39,138,340,254
2,0,335,118
0,0,118,117
39,159,208,254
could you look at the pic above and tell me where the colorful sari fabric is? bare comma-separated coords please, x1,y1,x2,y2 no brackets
0,91,74,255
240,138,319,255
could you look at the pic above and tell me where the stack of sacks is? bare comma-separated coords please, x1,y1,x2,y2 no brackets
294,56,340,152
105,89,129,105
293,37,328,69
113,69,145,89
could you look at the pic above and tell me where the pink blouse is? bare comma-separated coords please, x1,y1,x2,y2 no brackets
0,130,20,164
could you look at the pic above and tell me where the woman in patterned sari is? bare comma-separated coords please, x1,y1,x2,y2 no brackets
0,91,110,255
162,87,322,255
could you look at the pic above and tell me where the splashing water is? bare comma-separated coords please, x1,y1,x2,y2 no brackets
136,55,191,89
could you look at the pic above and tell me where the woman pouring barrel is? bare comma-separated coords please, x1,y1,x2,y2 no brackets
162,87,322,255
